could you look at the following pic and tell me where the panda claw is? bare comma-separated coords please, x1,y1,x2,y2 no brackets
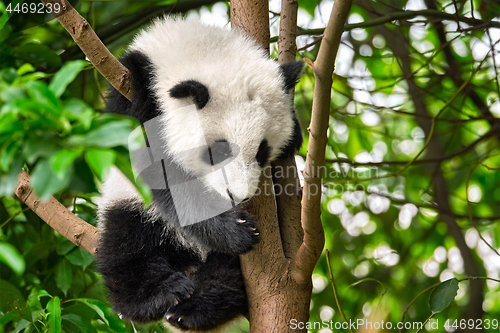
165,314,173,320
237,219,246,223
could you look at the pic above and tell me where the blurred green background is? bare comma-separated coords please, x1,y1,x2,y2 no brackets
0,0,499,332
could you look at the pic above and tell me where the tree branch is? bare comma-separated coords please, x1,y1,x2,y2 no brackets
291,0,353,282
278,0,298,65
324,127,497,166
61,0,220,61
274,0,303,259
269,9,500,43
15,171,99,255
41,0,132,100
424,0,500,139
230,0,269,51
14,0,134,258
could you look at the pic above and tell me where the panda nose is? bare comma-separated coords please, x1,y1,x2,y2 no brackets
226,190,250,204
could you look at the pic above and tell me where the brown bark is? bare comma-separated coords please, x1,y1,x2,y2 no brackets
230,0,270,52
231,3,307,332
278,0,298,65
232,0,352,331
275,0,303,260
15,171,99,255
40,0,132,101
293,0,352,280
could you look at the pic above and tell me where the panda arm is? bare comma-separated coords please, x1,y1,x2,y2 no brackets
97,199,199,323
180,206,260,255
106,51,160,124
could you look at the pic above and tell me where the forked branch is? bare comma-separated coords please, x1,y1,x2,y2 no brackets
15,171,99,255
40,0,132,100
292,0,353,282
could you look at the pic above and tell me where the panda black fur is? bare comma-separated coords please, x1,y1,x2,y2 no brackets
96,17,303,332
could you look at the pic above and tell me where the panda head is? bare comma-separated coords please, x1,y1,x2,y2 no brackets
107,18,303,203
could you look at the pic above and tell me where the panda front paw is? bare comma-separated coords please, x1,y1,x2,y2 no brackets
232,210,260,253
184,207,260,255
164,298,217,331
162,272,196,309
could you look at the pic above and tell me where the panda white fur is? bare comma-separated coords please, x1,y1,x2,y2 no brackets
96,17,303,332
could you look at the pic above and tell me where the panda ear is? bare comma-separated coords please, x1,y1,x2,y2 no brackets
169,80,210,109
279,60,304,92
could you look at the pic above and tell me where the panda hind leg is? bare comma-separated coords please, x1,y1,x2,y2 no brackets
165,253,248,331
97,199,199,322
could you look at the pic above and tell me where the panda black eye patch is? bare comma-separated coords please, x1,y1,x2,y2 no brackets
202,140,233,166
256,139,270,167
169,80,210,109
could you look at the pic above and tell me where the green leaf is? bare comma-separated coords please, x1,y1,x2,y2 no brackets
62,304,98,320
0,113,21,135
63,99,94,130
1,67,18,84
13,318,31,332
47,296,61,333
31,158,73,201
84,149,116,179
49,60,87,97
299,1,317,17
0,242,25,275
68,121,132,148
0,86,25,104
429,278,459,313
50,148,82,179
0,310,21,326
72,298,127,331
56,240,76,256
72,299,109,326
12,43,61,69
25,80,61,115
0,155,23,197
23,140,58,165
61,314,97,333
0,140,20,172
66,248,94,269
0,279,26,313
36,289,52,300
55,259,72,296
17,63,35,76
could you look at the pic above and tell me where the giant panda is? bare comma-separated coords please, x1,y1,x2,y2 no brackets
96,17,303,332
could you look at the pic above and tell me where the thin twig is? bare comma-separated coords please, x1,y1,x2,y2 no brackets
326,249,354,333
292,0,353,281
399,282,440,333
465,163,500,256
270,9,500,43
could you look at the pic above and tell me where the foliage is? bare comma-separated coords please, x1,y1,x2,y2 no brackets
298,0,500,331
1,0,499,332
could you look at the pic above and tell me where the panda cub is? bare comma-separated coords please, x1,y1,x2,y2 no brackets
97,17,303,332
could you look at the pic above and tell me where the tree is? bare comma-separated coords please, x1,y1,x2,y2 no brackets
1,0,499,332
